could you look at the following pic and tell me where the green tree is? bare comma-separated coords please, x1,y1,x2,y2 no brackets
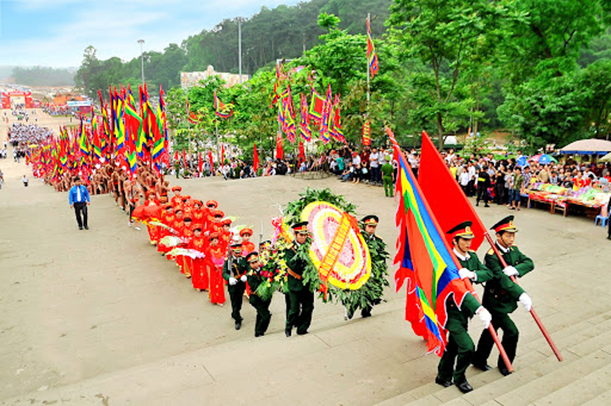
389,0,521,147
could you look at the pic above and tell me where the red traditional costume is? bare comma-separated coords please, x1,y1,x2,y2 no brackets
189,230,209,291
206,234,226,305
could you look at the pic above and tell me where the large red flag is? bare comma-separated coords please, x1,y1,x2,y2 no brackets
208,150,214,171
198,151,203,173
221,145,225,164
276,132,284,160
253,143,259,172
418,131,485,250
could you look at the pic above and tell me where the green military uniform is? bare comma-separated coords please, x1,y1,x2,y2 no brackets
246,255,272,337
345,215,390,319
381,159,394,197
473,238,534,373
285,241,314,336
222,253,248,326
438,249,494,385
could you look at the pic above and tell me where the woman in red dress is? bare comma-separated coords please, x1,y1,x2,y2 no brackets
190,226,209,291
206,233,226,306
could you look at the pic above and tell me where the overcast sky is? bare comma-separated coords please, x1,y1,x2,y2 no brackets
0,0,301,68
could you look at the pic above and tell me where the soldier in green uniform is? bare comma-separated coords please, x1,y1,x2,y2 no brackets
381,156,394,198
223,242,248,330
284,221,314,337
472,215,534,376
343,215,390,319
245,252,272,337
436,221,493,393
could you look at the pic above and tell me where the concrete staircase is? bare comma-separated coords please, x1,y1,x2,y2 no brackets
376,309,611,406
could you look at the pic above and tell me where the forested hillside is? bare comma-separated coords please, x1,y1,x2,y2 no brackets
75,0,391,96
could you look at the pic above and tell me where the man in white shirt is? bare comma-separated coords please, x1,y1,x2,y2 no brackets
459,167,470,195
369,148,380,185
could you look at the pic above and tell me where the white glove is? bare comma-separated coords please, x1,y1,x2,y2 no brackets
229,277,237,286
475,306,492,329
240,275,247,283
503,266,519,277
519,293,533,312
458,268,476,280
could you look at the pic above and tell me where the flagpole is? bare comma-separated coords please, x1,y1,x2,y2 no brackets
366,13,371,108
385,127,514,373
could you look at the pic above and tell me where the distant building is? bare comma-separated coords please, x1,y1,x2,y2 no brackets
181,65,250,89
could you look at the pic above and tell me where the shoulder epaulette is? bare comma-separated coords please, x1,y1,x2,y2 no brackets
468,249,476,253
487,248,495,255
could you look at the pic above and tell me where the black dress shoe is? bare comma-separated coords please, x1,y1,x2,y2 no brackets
498,366,511,376
472,362,492,371
79,226,83,230
84,226,89,230
434,376,453,388
285,329,292,337
296,330,308,336
255,332,262,337
235,321,241,330
456,380,473,393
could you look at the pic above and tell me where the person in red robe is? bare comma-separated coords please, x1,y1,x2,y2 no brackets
192,200,205,225
144,191,160,245
178,216,194,277
168,208,184,262
170,186,182,207
190,225,209,291
240,228,256,256
220,218,233,252
206,233,226,306
208,210,225,236
239,228,256,298
157,204,175,255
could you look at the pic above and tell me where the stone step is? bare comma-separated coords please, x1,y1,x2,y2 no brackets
531,362,611,406
488,350,611,406
581,388,611,406
522,309,611,355
377,308,611,405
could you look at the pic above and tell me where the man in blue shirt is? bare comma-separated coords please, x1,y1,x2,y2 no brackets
69,177,91,230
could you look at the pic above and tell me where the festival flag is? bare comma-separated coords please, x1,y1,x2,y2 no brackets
387,127,473,356
300,93,312,142
367,18,379,79
125,87,144,158
182,149,187,165
363,119,371,146
329,94,346,144
309,87,325,122
319,84,332,143
78,117,89,155
92,128,102,161
186,98,201,124
221,144,225,164
253,143,259,173
214,91,233,118
418,131,486,250
208,150,214,171
158,85,170,166
198,151,203,174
